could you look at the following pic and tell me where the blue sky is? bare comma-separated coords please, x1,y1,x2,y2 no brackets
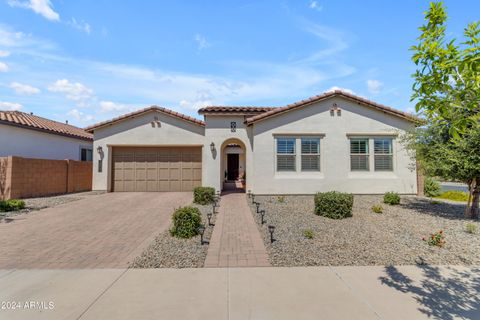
0,0,478,127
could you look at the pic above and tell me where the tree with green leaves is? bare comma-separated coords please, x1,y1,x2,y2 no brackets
411,2,480,137
410,2,480,218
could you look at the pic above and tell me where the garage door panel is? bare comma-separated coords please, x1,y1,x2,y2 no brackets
112,147,201,192
193,168,202,180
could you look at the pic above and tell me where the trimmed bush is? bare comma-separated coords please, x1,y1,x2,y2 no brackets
383,192,400,205
371,205,383,214
193,187,216,205
170,206,202,238
424,177,441,197
466,223,477,234
0,199,26,212
303,229,314,239
314,191,353,219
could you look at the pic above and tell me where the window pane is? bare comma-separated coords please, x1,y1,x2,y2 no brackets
277,138,296,154
374,139,392,154
86,149,93,161
350,139,369,154
301,155,320,171
81,149,87,161
375,155,393,171
277,155,295,171
351,155,369,171
301,138,319,154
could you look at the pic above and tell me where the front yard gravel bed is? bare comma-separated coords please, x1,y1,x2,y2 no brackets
249,195,480,266
130,203,215,268
1,191,105,220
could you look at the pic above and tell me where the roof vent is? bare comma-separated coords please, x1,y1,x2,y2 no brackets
30,112,33,115
66,120,69,124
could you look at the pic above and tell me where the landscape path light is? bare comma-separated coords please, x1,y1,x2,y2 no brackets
268,225,276,243
207,212,214,226
260,209,265,224
255,202,261,213
198,225,207,245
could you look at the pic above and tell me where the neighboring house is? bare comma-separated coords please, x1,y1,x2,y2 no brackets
0,111,93,161
85,90,420,194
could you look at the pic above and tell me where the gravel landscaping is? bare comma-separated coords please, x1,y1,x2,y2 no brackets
249,195,480,266
130,203,216,268
1,191,105,220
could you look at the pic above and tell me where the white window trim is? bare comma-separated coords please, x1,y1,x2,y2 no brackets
348,136,397,175
301,137,321,172
374,138,394,172
275,137,296,172
350,138,370,171
274,136,324,176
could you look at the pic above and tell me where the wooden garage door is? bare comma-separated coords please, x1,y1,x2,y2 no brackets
112,147,202,192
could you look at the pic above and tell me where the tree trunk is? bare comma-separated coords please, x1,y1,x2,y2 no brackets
465,177,480,220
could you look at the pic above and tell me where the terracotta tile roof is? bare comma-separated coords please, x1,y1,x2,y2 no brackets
245,90,421,124
0,110,93,140
198,106,277,114
85,106,205,132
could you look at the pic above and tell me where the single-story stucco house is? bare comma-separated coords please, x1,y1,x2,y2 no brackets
85,90,420,195
0,111,93,161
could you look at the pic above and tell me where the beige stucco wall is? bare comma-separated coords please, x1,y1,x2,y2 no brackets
202,115,253,192
92,110,205,191
250,97,417,194
0,124,92,161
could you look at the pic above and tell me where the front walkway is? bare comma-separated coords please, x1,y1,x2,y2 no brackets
204,192,270,267
1,266,478,320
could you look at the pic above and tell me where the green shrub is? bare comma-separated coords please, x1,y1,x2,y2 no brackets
0,199,26,212
371,205,383,214
170,206,202,238
303,229,314,239
383,192,400,205
193,187,216,205
423,230,445,247
277,196,285,203
466,223,477,234
424,177,441,197
436,190,469,202
314,191,353,219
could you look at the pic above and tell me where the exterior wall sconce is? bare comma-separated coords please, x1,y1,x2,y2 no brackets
97,146,104,173
97,146,103,154
210,142,215,152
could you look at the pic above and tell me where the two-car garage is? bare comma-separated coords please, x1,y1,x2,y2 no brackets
112,146,202,192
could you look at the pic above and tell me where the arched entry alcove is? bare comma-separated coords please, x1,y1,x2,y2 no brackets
219,138,246,192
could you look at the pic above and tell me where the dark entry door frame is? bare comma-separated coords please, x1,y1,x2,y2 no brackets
227,153,239,181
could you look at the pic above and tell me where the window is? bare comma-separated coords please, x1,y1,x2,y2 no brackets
81,148,93,162
350,139,369,171
276,138,296,171
374,138,393,171
301,138,320,171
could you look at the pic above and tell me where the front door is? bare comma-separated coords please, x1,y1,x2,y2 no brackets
227,154,239,181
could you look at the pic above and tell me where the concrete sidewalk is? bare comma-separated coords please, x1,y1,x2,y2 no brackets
0,265,479,320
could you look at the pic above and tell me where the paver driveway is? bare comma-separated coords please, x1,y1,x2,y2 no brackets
0,192,192,268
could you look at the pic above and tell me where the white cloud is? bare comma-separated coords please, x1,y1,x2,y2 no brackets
0,50,10,57
406,107,415,114
194,34,210,50
0,62,8,72
299,22,348,61
0,101,22,110
309,1,323,11
99,101,131,113
48,79,94,102
67,108,94,122
67,18,91,34
326,86,355,94
10,82,41,95
8,0,60,21
367,79,383,94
